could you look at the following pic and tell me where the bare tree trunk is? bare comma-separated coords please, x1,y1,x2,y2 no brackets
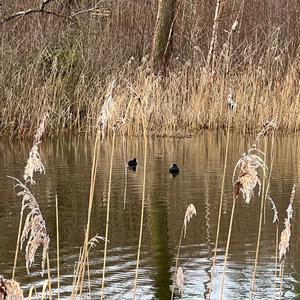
152,0,177,74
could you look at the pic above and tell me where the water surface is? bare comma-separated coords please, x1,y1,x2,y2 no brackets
0,133,299,299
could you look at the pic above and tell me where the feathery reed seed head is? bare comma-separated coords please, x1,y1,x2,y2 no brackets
23,143,45,185
88,234,107,250
184,204,196,238
233,152,266,203
23,113,47,184
10,178,50,275
0,276,23,300
267,195,279,224
176,267,184,295
279,184,296,261
233,119,277,204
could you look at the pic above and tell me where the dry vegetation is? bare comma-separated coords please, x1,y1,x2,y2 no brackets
1,0,300,137
0,1,299,299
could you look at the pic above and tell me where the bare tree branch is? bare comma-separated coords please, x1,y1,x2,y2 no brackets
0,0,76,26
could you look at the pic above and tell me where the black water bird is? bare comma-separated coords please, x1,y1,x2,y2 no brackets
128,158,137,170
169,163,179,176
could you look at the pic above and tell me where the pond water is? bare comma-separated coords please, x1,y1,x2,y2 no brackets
0,133,299,299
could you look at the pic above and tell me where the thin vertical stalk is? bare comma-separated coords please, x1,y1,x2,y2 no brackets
132,113,147,300
87,252,91,299
73,132,101,299
273,225,279,297
264,132,276,224
219,198,236,300
206,0,222,72
249,139,268,299
170,225,185,299
100,131,116,300
122,134,128,210
12,209,24,279
47,254,52,300
250,131,275,298
208,117,231,299
55,195,60,300
279,262,285,299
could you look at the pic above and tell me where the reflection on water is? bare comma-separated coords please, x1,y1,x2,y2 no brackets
0,133,299,299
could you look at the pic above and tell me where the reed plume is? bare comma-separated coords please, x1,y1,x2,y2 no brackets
0,276,23,300
12,113,48,279
233,120,277,204
279,185,295,262
268,196,279,224
219,119,276,300
9,177,50,275
278,184,296,299
176,267,184,296
268,195,280,297
23,113,47,185
171,204,196,299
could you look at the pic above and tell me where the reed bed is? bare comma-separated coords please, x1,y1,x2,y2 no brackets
1,1,300,137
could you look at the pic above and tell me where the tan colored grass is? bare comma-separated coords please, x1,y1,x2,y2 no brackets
9,177,50,275
1,1,300,137
0,276,23,300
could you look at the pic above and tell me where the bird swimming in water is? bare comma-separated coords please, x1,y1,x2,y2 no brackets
169,163,179,176
128,158,137,170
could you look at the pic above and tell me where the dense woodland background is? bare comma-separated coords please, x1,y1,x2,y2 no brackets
1,0,300,136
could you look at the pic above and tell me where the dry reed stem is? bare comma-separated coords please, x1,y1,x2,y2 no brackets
266,195,279,298
0,276,23,300
219,198,236,300
55,195,60,300
87,253,91,299
171,204,196,299
273,225,279,298
74,80,116,297
263,131,276,224
100,130,116,300
12,210,24,280
47,254,52,300
250,130,276,298
71,132,100,299
208,109,232,299
249,139,268,299
220,119,276,300
122,134,128,210
279,262,285,299
132,106,148,300
206,0,222,72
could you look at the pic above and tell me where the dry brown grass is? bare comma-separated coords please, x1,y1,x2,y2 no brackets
0,1,300,137
0,276,23,300
9,178,50,275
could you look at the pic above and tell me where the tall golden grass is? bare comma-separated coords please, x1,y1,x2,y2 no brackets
1,1,300,137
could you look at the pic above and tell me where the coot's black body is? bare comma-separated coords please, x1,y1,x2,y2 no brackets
169,163,179,176
128,158,137,170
